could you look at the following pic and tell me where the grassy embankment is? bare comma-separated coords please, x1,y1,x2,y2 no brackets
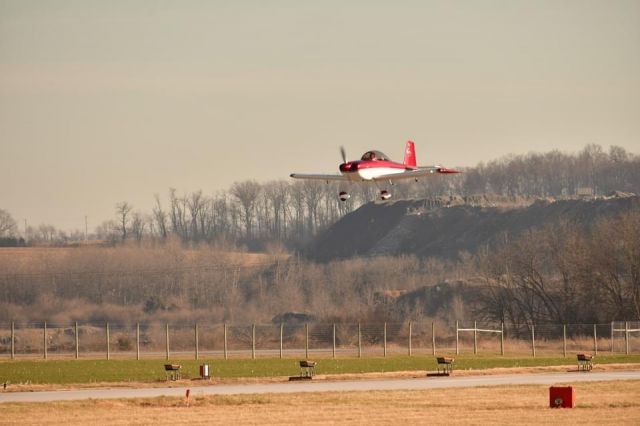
1,354,640,385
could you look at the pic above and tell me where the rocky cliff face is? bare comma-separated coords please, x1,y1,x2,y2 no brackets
305,194,640,261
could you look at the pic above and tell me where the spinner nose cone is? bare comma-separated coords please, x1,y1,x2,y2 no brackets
340,162,357,172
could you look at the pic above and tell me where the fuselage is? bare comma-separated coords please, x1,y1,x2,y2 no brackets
339,160,414,181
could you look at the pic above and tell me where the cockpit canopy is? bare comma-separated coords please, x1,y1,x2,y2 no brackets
361,150,390,161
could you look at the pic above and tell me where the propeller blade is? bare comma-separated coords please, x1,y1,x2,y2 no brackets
340,146,347,163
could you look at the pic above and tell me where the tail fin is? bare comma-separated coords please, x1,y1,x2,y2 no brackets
403,140,417,167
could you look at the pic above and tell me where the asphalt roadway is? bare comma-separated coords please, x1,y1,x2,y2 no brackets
1,371,639,403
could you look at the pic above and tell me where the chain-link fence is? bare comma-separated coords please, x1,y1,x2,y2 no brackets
0,320,638,360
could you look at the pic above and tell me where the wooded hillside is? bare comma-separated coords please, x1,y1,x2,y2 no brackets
307,194,640,261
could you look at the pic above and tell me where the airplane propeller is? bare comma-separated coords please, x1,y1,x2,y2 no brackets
340,146,347,163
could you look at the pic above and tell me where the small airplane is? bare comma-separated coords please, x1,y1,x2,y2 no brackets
290,140,461,201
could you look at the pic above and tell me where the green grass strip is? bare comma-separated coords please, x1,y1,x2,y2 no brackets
0,354,639,385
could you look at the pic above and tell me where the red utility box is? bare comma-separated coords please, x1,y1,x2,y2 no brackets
549,386,575,408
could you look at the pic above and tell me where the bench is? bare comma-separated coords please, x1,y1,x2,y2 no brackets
577,354,593,372
436,357,455,375
164,364,182,381
300,360,316,378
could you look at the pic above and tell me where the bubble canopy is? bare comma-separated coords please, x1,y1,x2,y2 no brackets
361,150,390,161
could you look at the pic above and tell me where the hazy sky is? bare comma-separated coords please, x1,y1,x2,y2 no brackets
1,1,639,231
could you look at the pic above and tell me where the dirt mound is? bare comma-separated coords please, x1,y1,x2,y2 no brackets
305,195,640,261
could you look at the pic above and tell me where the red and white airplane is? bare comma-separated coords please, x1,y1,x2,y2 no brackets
290,140,461,201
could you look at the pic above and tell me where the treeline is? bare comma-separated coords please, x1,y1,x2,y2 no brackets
90,144,639,250
477,211,640,327
463,144,639,197
6,144,638,248
0,244,466,324
2,211,638,325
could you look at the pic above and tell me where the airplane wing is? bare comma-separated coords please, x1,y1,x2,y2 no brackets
374,167,461,181
289,173,347,181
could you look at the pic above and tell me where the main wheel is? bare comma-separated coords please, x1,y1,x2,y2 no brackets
338,191,350,201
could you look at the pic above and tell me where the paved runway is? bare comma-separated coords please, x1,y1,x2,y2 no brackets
1,371,639,403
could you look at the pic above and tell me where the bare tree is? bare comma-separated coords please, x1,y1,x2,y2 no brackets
0,209,17,237
212,193,230,237
130,212,147,242
37,224,57,242
168,188,189,240
289,181,306,242
263,181,289,240
95,219,119,243
302,181,324,235
152,194,168,239
230,180,262,240
187,190,206,241
115,202,133,241
590,212,640,319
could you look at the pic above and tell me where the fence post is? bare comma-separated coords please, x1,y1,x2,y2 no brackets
223,323,228,360
455,321,459,355
75,321,79,360
332,323,336,359
408,321,412,357
194,323,199,361
280,322,283,359
10,321,15,360
136,322,140,360
563,324,566,358
531,325,536,358
473,321,477,355
625,321,629,355
252,324,256,360
106,322,110,360
383,322,387,357
611,321,614,353
358,322,362,358
500,321,504,356
304,323,309,360
593,324,598,356
43,321,47,360
165,323,170,360
432,321,436,356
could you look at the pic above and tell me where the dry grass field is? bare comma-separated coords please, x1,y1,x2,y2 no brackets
0,245,289,324
2,380,639,425
0,245,284,269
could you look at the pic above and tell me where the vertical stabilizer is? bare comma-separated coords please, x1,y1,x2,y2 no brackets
403,140,417,167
